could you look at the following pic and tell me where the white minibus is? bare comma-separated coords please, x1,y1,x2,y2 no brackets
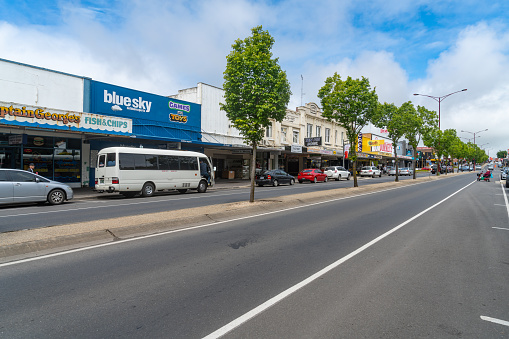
94,147,214,197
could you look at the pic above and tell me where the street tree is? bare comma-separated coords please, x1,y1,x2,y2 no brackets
404,105,438,179
221,26,291,202
318,73,379,187
372,102,413,182
497,150,507,159
423,128,457,175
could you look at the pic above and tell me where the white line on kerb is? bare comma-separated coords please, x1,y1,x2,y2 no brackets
202,181,475,339
481,316,509,327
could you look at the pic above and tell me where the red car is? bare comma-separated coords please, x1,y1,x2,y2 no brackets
297,168,328,183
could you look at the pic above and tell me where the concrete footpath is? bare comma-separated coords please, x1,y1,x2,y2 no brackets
0,173,470,260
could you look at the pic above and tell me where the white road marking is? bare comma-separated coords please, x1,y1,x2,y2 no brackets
0,180,434,268
481,316,509,327
201,181,475,339
501,182,509,220
492,227,509,231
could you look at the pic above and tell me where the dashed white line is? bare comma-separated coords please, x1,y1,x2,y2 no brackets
492,227,509,231
481,316,509,327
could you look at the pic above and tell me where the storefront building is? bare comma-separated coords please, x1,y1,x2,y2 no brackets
0,58,132,187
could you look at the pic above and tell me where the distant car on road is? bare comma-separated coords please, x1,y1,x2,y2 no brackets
387,167,397,176
431,165,446,174
360,166,382,178
475,165,482,171
399,167,412,176
298,169,328,183
0,169,73,206
501,168,508,181
324,166,350,181
256,169,295,187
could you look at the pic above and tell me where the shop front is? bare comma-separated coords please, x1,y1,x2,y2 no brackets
0,101,132,187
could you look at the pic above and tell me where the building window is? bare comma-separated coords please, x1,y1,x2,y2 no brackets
341,131,344,144
335,130,338,144
281,127,287,143
266,125,272,138
325,128,330,143
293,130,299,144
307,124,313,138
316,126,321,137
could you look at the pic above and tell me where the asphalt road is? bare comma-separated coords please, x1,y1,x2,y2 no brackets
1,171,435,232
1,172,508,338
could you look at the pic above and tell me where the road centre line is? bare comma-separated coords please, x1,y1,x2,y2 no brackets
480,316,509,327
202,181,475,339
0,179,445,267
492,227,509,231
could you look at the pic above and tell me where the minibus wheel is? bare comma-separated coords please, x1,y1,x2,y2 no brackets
142,182,155,197
197,180,208,193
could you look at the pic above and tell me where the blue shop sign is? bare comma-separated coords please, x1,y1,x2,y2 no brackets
90,81,201,132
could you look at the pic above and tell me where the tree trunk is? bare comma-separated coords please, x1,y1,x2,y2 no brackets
353,160,358,187
412,158,417,179
249,143,257,203
394,148,399,182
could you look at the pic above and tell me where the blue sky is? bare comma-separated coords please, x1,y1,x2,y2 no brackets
1,0,508,155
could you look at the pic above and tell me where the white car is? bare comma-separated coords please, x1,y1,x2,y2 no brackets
360,166,382,178
501,168,508,181
324,166,351,181
399,167,413,176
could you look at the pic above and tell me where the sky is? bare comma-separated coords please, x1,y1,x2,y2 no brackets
0,0,508,157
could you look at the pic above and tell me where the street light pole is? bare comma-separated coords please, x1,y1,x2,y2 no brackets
413,88,467,130
413,88,467,174
461,129,488,145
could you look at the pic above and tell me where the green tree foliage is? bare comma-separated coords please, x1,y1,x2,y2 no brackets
423,128,457,175
221,26,291,202
318,73,378,187
497,150,507,159
372,101,414,182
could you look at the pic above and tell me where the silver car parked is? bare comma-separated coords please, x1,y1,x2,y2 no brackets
324,166,351,181
0,169,73,206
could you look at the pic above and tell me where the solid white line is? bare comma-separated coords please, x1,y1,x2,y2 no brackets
481,316,509,327
492,227,509,231
202,181,475,339
501,181,509,221
0,180,430,268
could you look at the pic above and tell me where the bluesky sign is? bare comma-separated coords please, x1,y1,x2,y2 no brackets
90,81,201,132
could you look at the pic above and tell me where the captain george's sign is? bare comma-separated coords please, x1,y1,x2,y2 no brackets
0,101,132,135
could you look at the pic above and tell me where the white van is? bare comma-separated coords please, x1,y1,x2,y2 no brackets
94,147,214,197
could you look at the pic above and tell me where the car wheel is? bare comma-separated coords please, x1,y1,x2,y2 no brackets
336,175,340,181
298,180,303,184
142,182,155,197
178,189,187,194
47,189,65,205
324,176,328,182
347,174,350,180
313,177,317,183
272,179,279,187
290,178,295,185
197,180,208,193
372,174,376,178
379,172,382,177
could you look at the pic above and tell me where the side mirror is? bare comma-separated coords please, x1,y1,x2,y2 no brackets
35,177,41,183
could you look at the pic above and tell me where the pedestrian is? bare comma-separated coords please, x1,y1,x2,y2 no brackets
28,163,35,173
200,160,210,185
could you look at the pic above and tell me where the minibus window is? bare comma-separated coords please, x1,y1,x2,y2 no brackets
98,155,106,168
106,153,116,167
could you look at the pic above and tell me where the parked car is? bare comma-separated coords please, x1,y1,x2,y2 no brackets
501,168,508,181
298,168,328,183
0,169,74,206
324,166,350,181
399,167,412,176
255,169,295,187
475,165,482,171
459,165,470,172
446,165,453,173
388,167,397,176
431,165,446,174
360,166,382,178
